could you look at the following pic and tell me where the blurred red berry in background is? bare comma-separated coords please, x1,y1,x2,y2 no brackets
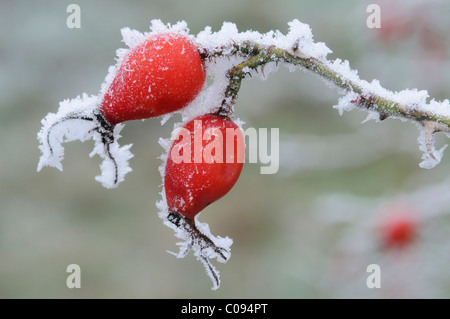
377,203,418,250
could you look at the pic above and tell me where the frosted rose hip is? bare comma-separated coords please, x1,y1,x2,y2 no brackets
165,114,245,220
100,32,206,125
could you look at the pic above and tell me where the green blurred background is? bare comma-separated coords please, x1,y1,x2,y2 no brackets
2,0,450,298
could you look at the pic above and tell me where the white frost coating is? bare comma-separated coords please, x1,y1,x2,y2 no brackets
195,19,331,61
90,124,134,188
361,111,382,124
120,27,146,50
333,92,358,116
425,98,450,118
416,123,448,169
37,94,134,189
37,94,98,171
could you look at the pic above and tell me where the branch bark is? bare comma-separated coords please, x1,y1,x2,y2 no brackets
203,42,450,133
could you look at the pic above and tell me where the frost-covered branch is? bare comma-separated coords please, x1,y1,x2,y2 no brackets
36,18,450,291
196,20,450,168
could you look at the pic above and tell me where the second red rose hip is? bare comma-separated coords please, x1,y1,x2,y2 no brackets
164,114,245,220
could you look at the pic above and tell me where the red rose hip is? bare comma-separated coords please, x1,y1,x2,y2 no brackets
38,31,206,188
164,114,245,220
100,32,206,125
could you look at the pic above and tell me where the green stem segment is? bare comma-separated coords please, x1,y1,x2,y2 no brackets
209,42,450,131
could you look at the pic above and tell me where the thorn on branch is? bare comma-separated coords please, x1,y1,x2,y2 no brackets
168,212,181,227
351,94,375,109
198,47,209,61
379,113,389,121
292,38,300,53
